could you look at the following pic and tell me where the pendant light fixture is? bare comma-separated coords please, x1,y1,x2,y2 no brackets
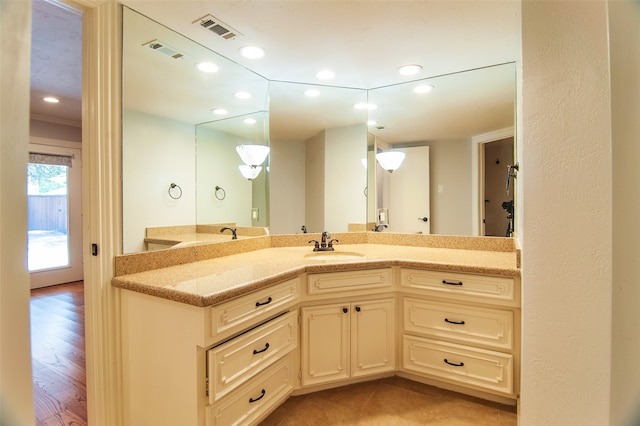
236,144,270,180
238,164,263,180
376,151,406,173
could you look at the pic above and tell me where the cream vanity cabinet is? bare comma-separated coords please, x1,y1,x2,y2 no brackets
120,277,300,426
300,269,396,388
399,268,520,400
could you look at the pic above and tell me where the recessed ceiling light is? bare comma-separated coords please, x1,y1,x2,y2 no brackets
212,108,228,115
316,70,335,80
196,62,219,73
243,118,257,124
235,91,252,99
354,102,377,110
414,84,434,93
43,96,60,103
398,64,423,76
239,45,265,59
304,89,320,97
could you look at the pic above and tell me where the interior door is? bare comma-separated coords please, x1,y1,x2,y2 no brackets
28,143,83,288
388,146,430,234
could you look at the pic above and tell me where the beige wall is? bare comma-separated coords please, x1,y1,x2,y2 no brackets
520,1,612,424
610,1,640,424
270,139,306,234
30,118,82,142
0,1,36,424
122,109,196,253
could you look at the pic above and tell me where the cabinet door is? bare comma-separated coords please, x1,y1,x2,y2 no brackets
301,304,350,386
351,298,395,377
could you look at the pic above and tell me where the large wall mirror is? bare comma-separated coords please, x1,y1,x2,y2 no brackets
122,6,516,254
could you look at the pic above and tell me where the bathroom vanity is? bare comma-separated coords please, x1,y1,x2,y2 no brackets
113,235,520,426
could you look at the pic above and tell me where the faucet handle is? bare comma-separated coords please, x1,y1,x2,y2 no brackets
328,238,339,248
308,239,320,250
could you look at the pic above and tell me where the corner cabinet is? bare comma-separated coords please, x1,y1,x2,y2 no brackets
399,268,520,400
300,298,396,387
119,263,520,426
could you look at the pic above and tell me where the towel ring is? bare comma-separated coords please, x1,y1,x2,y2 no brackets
168,183,182,200
215,185,226,200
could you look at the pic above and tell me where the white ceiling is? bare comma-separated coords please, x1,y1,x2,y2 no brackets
30,0,521,142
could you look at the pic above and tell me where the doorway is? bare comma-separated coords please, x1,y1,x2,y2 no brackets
481,137,514,237
28,143,83,288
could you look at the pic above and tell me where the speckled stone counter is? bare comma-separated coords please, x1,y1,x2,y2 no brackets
112,238,520,307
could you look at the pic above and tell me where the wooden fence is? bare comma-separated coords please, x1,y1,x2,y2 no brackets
28,195,67,233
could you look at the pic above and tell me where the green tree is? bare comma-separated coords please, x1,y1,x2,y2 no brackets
27,163,66,194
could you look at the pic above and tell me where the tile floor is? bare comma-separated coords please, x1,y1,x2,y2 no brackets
259,376,517,426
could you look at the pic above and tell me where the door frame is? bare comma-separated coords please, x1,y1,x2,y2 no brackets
28,137,83,288
471,127,514,236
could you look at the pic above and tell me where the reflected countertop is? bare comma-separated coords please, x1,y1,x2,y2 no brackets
112,243,520,307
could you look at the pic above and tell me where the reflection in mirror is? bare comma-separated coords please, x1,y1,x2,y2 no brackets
196,111,270,228
121,5,517,254
268,81,369,234
122,7,269,253
368,63,516,237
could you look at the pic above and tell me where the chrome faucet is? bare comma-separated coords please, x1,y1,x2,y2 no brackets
308,231,338,252
373,224,387,232
220,227,237,240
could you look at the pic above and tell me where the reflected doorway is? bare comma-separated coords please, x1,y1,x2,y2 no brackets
482,137,514,237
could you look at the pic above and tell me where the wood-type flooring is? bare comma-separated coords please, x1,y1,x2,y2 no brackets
31,281,87,425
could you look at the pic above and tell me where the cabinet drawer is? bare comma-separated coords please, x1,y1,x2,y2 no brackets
404,298,513,350
210,277,300,337
403,335,513,395
207,311,297,403
205,354,294,426
400,269,518,306
307,268,392,296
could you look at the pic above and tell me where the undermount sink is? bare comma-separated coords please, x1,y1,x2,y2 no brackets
304,251,365,261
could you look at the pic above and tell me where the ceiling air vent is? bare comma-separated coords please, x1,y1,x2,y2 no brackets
142,39,185,59
193,14,242,40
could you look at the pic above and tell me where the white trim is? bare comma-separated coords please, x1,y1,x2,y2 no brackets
29,136,82,149
74,0,124,424
30,113,82,128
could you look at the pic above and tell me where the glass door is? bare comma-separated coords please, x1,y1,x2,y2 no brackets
28,144,83,288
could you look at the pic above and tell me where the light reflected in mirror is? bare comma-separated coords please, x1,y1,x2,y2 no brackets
122,7,269,253
196,111,270,228
368,63,516,237
121,6,517,254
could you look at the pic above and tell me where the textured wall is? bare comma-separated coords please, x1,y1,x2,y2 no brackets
610,1,640,424
520,1,612,424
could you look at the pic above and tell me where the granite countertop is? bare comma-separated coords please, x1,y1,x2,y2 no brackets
145,233,253,248
112,244,520,307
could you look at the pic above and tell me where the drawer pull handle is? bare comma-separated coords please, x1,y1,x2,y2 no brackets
444,318,465,325
253,342,270,355
444,358,464,367
442,280,463,286
255,297,273,307
249,389,266,403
